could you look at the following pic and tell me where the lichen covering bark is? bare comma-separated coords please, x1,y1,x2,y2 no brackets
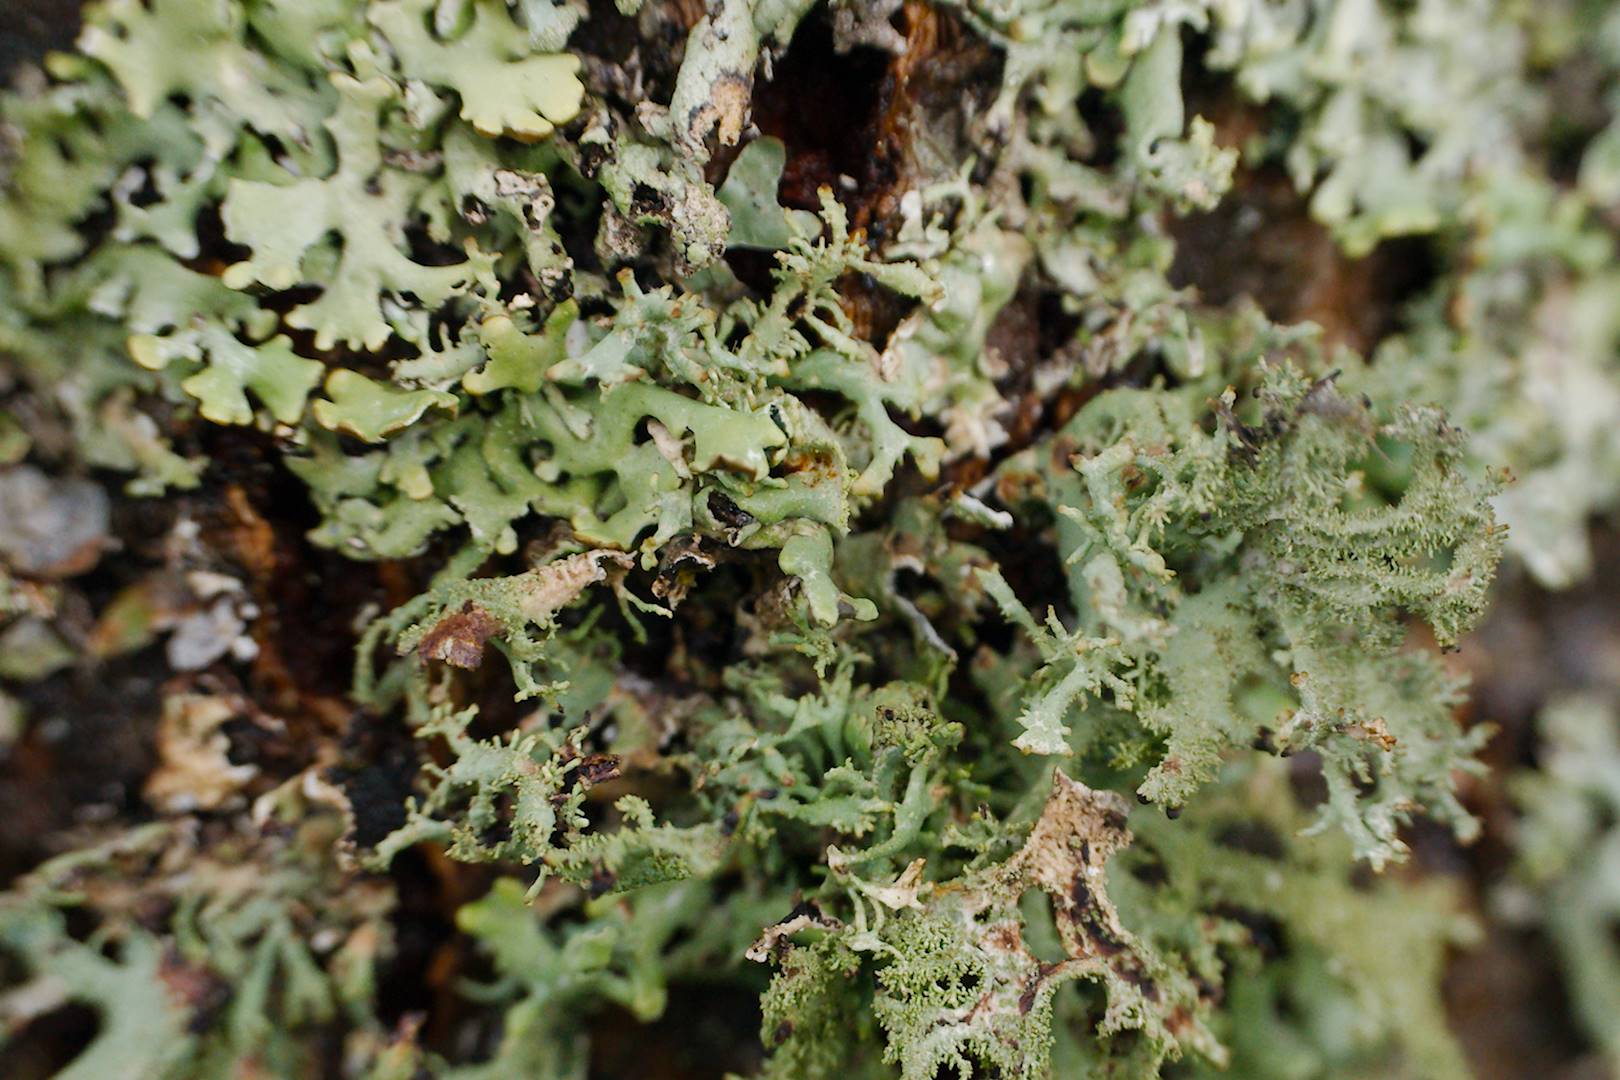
0,0,1617,1076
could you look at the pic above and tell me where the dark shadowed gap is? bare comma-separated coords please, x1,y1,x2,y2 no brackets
589,981,767,1079
2,0,82,80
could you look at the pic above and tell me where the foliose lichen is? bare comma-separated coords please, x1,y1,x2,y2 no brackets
1,0,1615,1075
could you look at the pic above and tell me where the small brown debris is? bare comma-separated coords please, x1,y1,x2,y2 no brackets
1347,715,1397,751
576,753,623,787
159,952,234,1034
416,602,502,669
587,865,618,898
652,534,717,604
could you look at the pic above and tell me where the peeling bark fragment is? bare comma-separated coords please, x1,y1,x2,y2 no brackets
872,771,1224,1078
969,770,1197,1035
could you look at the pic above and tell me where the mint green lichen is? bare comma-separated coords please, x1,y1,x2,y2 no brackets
0,0,1605,1075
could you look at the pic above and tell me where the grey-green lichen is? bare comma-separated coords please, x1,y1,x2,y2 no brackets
1,0,1615,1075
1504,695,1620,1072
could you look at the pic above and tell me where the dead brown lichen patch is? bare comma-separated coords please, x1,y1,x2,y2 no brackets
900,770,1225,1061
416,602,503,670
143,688,258,814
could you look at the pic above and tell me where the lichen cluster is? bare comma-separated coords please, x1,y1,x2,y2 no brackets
0,0,1617,1075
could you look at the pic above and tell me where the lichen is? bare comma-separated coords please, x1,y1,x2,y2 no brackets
0,0,1612,1075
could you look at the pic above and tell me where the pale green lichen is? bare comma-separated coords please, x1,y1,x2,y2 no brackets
0,0,1608,1075
1507,696,1620,1072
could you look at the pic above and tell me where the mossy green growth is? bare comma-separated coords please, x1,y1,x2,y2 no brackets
3,0,1609,1075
